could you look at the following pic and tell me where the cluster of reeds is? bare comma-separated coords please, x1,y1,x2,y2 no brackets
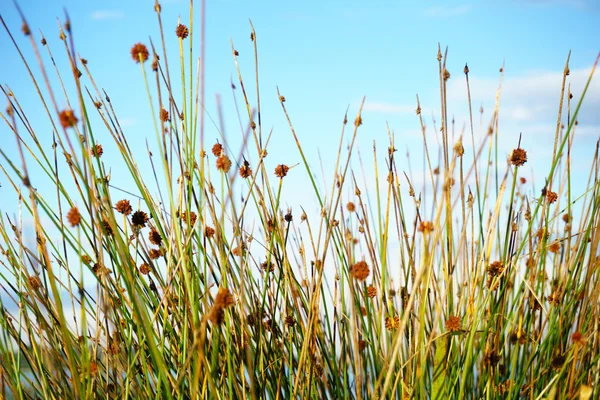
0,2,599,399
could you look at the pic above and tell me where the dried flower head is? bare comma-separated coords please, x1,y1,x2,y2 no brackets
208,287,235,324
572,331,587,346
180,211,197,226
91,144,103,158
211,142,223,157
131,210,149,227
453,140,464,156
22,22,31,36
284,315,296,328
204,226,215,238
548,241,561,254
216,155,232,173
130,43,149,63
115,199,132,215
160,108,169,122
149,248,162,260
350,260,370,281
284,210,293,222
445,315,462,332
139,263,151,275
239,160,252,178
385,315,400,331
487,261,504,277
519,177,527,184
28,276,42,290
510,148,527,167
366,285,377,298
347,202,356,212
66,207,82,227
355,115,362,127
418,221,434,234
546,190,558,204
149,228,162,246
59,110,78,129
175,24,189,39
274,164,289,178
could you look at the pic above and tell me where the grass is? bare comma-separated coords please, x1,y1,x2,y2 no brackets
1,2,599,399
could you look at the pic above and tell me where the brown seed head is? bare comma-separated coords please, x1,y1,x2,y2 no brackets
385,315,400,331
180,211,197,226
510,148,527,167
160,108,169,122
139,263,151,275
546,191,558,204
66,207,82,227
366,285,376,298
548,241,560,254
519,177,527,184
176,24,189,39
487,261,504,277
204,226,216,238
208,287,235,324
445,315,462,332
350,260,370,281
572,331,587,346
22,22,31,36
355,115,362,127
59,110,78,129
149,228,162,246
115,199,132,215
149,248,162,259
91,144,103,158
418,221,434,233
216,155,232,172
28,276,42,290
130,43,149,63
131,210,149,227
212,142,223,157
239,160,252,178
346,202,356,212
274,164,289,178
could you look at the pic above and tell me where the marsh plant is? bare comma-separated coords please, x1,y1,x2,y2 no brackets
0,2,599,399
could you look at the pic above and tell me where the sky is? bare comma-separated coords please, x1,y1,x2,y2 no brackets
0,0,599,254
0,0,598,342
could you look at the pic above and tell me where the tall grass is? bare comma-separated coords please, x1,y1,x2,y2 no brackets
1,2,599,399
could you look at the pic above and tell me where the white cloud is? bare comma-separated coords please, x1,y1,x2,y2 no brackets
91,10,125,21
118,117,137,128
424,5,471,17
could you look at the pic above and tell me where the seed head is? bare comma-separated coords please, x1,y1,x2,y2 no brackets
180,211,197,226
510,148,527,167
149,248,162,259
139,263,151,275
59,110,78,129
22,22,31,36
208,287,235,324
445,315,462,332
212,142,223,157
274,164,289,178
28,276,42,290
546,190,558,204
91,144,103,158
239,160,252,178
176,24,189,39
350,260,370,281
366,285,376,298
347,202,356,212
204,226,216,238
216,155,232,172
66,207,82,227
418,221,434,234
115,199,132,215
131,210,149,227
548,241,560,254
149,228,162,246
160,108,169,122
130,43,149,63
572,331,586,346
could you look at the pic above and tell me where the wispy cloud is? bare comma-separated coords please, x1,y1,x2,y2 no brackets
424,5,471,17
91,10,125,21
364,102,415,114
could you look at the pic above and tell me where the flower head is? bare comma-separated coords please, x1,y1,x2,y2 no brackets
131,210,149,227
274,164,289,178
59,110,78,129
115,199,132,215
350,260,369,281
176,24,189,39
510,148,527,167
130,43,149,63
66,207,82,227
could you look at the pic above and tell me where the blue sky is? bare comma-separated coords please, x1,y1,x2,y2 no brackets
0,0,599,222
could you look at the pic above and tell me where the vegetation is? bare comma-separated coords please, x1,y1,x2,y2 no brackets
1,2,599,399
